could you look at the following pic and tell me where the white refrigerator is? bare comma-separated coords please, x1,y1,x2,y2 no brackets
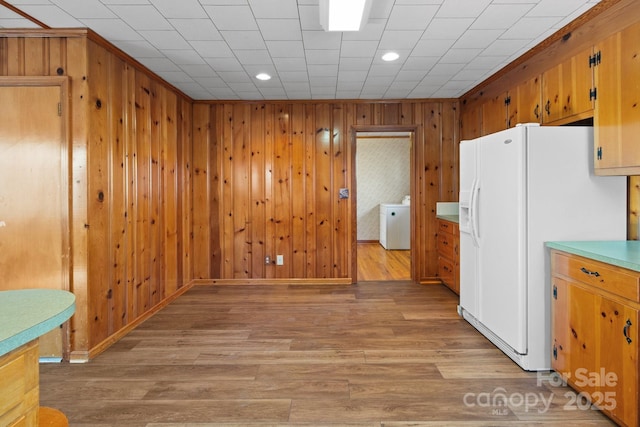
458,123,626,371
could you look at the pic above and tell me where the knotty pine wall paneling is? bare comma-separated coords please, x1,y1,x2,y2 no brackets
194,100,459,284
0,30,194,360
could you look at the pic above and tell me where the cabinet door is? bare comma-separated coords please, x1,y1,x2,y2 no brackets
511,75,541,127
567,283,598,396
482,91,508,135
596,296,639,426
594,21,640,173
542,47,593,124
551,277,570,376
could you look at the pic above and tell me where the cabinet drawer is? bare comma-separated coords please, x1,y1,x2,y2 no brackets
438,219,458,234
552,252,640,303
437,233,455,259
438,256,454,285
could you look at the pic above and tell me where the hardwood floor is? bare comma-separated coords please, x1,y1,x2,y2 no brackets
40,282,614,426
357,242,410,281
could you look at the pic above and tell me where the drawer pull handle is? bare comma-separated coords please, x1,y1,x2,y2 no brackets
580,267,600,277
623,319,633,344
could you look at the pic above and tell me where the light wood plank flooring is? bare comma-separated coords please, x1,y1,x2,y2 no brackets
357,242,410,281
40,282,614,426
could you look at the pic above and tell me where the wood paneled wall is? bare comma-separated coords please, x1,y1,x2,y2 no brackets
0,30,193,360
192,100,459,284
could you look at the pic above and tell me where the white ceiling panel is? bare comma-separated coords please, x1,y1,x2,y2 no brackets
0,0,603,100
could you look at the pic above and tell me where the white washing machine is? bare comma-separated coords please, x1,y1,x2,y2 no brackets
379,204,410,250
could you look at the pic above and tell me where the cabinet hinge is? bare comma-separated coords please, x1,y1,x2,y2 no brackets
589,87,597,101
552,345,557,360
552,285,557,300
57,102,62,116
597,146,603,160
504,96,511,106
589,51,602,68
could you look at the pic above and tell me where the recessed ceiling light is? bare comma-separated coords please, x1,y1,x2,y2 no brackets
382,52,399,62
256,73,271,81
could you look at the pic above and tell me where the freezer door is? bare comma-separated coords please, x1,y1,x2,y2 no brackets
477,128,527,354
459,139,479,317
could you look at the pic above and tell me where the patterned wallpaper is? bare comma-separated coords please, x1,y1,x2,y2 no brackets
356,136,411,241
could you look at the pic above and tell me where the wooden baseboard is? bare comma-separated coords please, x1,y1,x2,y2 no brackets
70,282,195,363
193,278,353,286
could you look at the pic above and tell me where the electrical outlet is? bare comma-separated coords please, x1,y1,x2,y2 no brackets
265,256,271,265
276,255,284,265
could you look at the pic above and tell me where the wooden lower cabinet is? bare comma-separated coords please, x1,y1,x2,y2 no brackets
0,340,39,427
436,219,459,294
551,250,640,427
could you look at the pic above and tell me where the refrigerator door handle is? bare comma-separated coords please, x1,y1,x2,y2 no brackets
469,179,480,247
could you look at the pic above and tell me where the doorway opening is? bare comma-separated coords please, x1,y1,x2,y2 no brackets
352,127,416,282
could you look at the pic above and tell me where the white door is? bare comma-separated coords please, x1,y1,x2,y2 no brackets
477,127,528,354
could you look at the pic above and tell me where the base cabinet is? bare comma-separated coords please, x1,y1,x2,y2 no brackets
436,219,459,294
551,250,640,427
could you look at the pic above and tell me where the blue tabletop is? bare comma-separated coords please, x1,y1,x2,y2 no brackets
0,289,75,357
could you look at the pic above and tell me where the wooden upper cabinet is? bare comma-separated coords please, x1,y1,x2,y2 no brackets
482,91,508,135
594,20,640,175
542,47,594,124
509,75,542,127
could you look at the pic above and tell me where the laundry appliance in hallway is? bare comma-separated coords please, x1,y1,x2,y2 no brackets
379,203,410,250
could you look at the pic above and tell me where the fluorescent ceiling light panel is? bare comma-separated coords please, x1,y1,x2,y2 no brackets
319,0,372,32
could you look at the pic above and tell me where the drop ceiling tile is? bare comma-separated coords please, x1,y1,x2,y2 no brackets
483,38,529,57
297,4,322,31
162,49,206,65
453,30,503,49
196,77,227,89
266,40,305,58
179,64,216,76
148,0,207,18
385,5,438,30
257,18,301,40
378,30,422,50
5,0,53,4
436,0,491,18
156,70,195,83
413,38,455,56
342,19,385,41
203,5,258,30
139,30,190,49
368,0,394,19
429,62,466,75
216,70,251,82
204,57,243,70
80,18,142,41
302,30,341,50
51,0,115,18
339,40,378,58
307,64,338,77
500,17,560,39
191,40,234,57
0,19,40,27
137,57,181,71
259,87,288,98
394,69,427,81
17,5,81,26
272,57,308,71
234,49,272,64
422,18,473,39
278,71,308,82
527,0,591,17
169,19,222,41
306,49,339,65
199,0,247,5
106,5,172,30
220,30,266,50
401,56,439,71
471,4,533,30
338,57,373,71
100,0,150,4
111,40,164,57
248,0,298,19
338,70,368,82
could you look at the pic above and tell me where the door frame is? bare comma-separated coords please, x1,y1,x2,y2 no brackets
0,76,72,357
350,124,418,283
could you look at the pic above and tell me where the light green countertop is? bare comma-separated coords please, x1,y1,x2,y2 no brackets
436,214,459,224
0,289,75,357
545,241,640,272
